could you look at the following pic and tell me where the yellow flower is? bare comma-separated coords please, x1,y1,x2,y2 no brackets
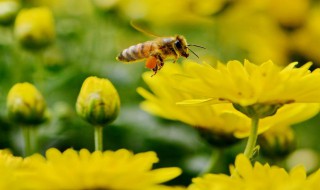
22,148,182,190
232,154,307,190
76,76,120,125
0,150,25,190
179,60,320,105
14,7,55,49
188,154,307,190
138,63,319,141
173,60,320,158
177,60,320,118
7,82,46,125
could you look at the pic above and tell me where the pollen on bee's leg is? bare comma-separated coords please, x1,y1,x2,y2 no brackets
145,56,157,69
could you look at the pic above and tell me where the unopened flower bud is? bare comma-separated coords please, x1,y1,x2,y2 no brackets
7,82,46,125
14,7,55,50
258,125,296,159
76,76,120,125
0,0,20,25
196,127,241,148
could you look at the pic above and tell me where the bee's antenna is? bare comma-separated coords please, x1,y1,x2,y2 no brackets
187,44,206,49
187,47,199,59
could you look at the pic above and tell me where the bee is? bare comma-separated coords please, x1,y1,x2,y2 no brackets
116,25,205,76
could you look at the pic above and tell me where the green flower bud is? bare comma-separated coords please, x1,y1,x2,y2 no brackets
76,76,120,125
258,125,296,159
7,82,46,125
0,0,20,25
196,127,241,148
14,7,55,50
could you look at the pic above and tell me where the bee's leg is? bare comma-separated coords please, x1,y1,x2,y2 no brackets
157,55,164,70
151,64,158,77
172,51,179,63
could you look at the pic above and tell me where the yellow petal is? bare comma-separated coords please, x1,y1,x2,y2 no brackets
176,98,225,105
235,154,253,178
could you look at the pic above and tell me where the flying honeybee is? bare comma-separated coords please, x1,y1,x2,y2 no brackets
116,23,205,76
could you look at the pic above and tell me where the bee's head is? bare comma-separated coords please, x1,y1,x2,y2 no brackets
174,35,189,58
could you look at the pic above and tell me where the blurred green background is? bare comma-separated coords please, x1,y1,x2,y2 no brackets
1,0,320,186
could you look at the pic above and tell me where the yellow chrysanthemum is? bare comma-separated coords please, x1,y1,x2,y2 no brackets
138,63,319,141
21,148,182,190
188,154,308,190
0,150,25,190
178,60,320,106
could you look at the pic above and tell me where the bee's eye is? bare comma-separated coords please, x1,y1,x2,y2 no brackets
175,40,182,49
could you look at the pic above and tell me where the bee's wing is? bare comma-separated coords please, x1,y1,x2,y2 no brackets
130,20,161,38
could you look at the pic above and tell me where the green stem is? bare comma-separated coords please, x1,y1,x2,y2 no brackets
30,127,38,153
22,126,32,157
94,125,103,151
243,116,259,158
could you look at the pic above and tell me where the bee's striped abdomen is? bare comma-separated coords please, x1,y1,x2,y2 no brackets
117,41,155,62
